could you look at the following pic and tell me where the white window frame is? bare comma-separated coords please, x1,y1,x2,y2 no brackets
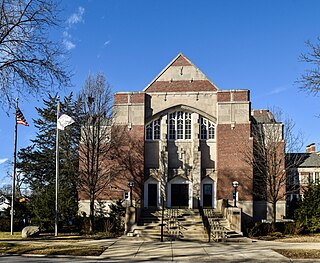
200,117,215,140
168,111,192,140
145,119,161,140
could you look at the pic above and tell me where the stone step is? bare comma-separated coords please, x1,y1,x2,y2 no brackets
136,208,216,242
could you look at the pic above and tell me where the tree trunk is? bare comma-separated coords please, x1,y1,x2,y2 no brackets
272,201,277,231
89,196,95,233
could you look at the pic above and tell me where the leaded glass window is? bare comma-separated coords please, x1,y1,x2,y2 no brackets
145,119,161,140
177,111,184,139
200,117,215,140
146,123,152,140
185,112,191,139
169,112,176,140
153,119,160,140
168,111,192,140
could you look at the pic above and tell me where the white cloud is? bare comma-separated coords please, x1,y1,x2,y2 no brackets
67,6,85,27
63,31,71,38
0,158,8,165
63,39,76,50
104,40,111,46
267,86,288,95
63,6,85,51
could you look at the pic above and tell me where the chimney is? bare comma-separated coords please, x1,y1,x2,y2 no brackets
306,143,316,153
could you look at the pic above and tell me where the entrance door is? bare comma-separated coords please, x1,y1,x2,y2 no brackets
148,184,157,207
171,184,189,208
203,184,213,208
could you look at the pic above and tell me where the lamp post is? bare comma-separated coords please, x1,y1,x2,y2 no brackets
128,181,134,207
232,181,239,207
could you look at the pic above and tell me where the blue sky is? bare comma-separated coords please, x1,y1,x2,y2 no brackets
0,0,320,184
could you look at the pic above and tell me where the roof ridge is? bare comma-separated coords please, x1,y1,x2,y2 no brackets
143,53,219,92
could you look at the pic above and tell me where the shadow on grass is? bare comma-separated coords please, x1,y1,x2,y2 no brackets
0,242,106,256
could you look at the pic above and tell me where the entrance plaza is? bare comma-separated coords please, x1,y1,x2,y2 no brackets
1,236,320,262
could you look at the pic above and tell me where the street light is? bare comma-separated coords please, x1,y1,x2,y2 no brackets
232,181,239,207
128,181,135,207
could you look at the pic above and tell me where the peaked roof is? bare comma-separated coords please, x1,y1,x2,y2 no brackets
143,53,219,92
287,153,320,167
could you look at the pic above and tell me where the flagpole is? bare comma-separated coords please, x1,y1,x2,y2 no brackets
11,98,18,235
55,97,60,237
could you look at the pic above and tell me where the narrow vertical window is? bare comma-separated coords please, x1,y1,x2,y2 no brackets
185,112,191,139
315,172,319,184
145,119,161,140
169,112,176,140
200,117,215,140
177,111,184,139
308,173,313,184
146,123,152,140
154,119,161,140
200,118,208,140
208,122,215,139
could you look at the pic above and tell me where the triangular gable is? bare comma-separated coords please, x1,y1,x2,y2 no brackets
144,53,219,92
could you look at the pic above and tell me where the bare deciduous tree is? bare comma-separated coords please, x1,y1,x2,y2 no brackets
0,0,70,109
298,38,320,95
112,128,144,207
78,73,116,232
244,109,303,225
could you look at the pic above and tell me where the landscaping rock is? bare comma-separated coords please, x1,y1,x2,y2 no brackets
22,226,40,238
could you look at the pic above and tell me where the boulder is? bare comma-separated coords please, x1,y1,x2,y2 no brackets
21,226,40,238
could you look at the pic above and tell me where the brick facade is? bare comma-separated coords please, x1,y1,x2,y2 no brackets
79,53,286,222
216,123,253,200
146,80,217,93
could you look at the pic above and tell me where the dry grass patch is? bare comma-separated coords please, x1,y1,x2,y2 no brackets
0,242,105,256
0,232,116,242
0,232,22,240
275,234,320,243
275,249,320,259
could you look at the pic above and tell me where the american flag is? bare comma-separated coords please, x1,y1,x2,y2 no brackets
16,107,29,126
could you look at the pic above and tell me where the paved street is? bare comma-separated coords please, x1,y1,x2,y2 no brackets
1,236,320,262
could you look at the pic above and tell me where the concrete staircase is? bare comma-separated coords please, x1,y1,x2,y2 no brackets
167,209,208,242
203,209,245,242
132,208,246,242
134,208,163,240
133,208,207,242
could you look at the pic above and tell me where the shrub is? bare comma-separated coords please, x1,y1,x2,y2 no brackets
248,222,272,237
295,184,320,233
0,217,10,231
248,221,301,237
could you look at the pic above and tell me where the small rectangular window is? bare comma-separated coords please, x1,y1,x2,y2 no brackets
146,123,152,140
315,172,319,184
154,119,161,140
185,113,191,139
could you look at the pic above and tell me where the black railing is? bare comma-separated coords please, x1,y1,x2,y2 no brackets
198,200,211,242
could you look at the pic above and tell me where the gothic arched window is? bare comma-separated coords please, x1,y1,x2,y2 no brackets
168,111,192,140
145,119,161,140
200,117,215,140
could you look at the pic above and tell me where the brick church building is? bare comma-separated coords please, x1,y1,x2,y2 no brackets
79,53,286,222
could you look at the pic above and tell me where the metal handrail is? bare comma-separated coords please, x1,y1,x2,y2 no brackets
199,201,211,242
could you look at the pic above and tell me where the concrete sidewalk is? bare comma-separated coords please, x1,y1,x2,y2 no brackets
2,236,320,262
93,236,320,262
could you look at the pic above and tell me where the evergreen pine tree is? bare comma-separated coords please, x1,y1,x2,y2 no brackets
17,93,81,231
296,184,320,233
